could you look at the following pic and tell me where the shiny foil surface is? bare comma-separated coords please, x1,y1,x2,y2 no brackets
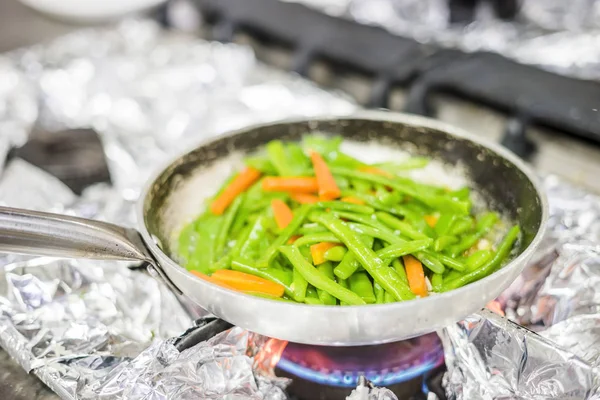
286,0,600,81
0,18,599,400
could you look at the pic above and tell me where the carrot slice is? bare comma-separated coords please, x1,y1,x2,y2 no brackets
290,193,320,204
341,196,366,205
262,177,318,193
310,242,339,265
189,270,238,291
359,166,393,178
310,151,341,200
424,215,438,228
211,270,285,297
211,167,261,215
271,199,294,229
402,255,428,297
287,235,301,244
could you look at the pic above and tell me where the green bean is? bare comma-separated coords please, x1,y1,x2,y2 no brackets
343,191,418,221
349,272,376,304
287,143,312,175
434,214,458,236
445,249,493,282
374,282,385,304
347,222,445,274
375,187,401,206
332,211,389,231
442,225,520,291
384,291,396,303
291,267,308,302
316,262,338,305
279,246,366,305
266,140,290,176
391,258,408,285
414,251,445,274
376,212,431,240
293,233,341,247
186,213,222,273
317,201,375,215
333,236,374,279
258,204,312,268
298,223,328,235
450,187,470,200
434,235,458,252
305,286,323,305
346,223,404,245
337,277,349,305
448,212,499,257
352,179,371,193
466,249,494,271
376,239,433,262
331,167,470,214
303,135,363,168
309,212,414,301
448,216,474,236
324,246,347,262
231,259,294,297
238,215,269,262
427,251,465,272
213,196,243,261
431,274,443,292
210,220,254,271
245,156,277,175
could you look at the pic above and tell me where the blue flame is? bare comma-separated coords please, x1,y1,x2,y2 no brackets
277,355,444,388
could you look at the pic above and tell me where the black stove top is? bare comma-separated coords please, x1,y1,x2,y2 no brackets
190,0,600,162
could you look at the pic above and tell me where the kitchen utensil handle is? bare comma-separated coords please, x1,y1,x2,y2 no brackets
0,206,152,262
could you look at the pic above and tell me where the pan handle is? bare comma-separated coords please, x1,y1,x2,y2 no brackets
0,206,152,262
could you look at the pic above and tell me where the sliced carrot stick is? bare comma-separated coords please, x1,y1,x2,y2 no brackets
210,167,261,215
310,151,341,200
271,199,294,229
358,166,393,178
290,193,320,204
287,235,301,244
211,270,285,297
189,270,238,291
341,196,366,205
424,215,438,228
402,255,428,297
262,177,318,193
310,242,339,265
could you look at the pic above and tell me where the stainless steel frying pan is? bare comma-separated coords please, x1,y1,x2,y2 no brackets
0,111,548,346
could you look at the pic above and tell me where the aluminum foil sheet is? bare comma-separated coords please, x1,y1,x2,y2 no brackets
0,19,355,400
286,0,600,81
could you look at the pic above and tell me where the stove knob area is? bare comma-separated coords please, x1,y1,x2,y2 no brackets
500,115,536,160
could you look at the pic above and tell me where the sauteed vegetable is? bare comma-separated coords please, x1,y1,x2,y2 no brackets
177,135,520,305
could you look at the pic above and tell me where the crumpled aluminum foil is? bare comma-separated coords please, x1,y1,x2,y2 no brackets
346,377,399,400
442,175,600,399
288,0,600,81
78,327,289,400
0,19,354,400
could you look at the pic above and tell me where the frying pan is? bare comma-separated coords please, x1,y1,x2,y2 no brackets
0,111,547,345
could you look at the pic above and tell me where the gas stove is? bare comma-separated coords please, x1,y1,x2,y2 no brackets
277,334,444,400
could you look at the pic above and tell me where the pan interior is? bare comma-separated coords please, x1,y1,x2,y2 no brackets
143,117,543,268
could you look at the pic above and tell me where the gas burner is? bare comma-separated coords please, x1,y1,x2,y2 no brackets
276,333,444,400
